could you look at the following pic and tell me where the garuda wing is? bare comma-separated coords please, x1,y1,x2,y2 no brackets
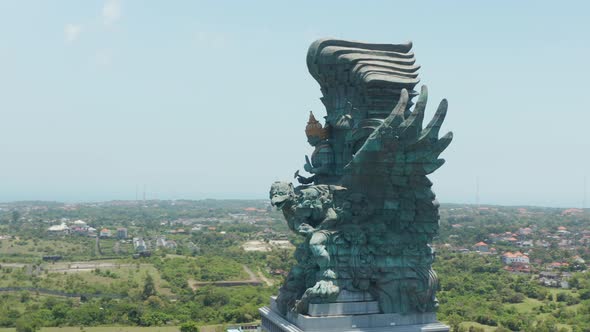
341,86,452,200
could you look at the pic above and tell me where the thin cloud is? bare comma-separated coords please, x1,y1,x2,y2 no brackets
93,49,113,66
64,24,82,43
102,0,121,26
195,31,228,48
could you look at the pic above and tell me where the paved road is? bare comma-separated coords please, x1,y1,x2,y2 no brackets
242,265,257,280
46,262,138,272
0,263,27,268
0,261,148,273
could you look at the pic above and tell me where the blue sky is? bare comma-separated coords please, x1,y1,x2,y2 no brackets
0,1,589,207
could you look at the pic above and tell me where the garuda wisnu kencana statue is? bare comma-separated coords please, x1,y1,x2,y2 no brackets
269,38,452,318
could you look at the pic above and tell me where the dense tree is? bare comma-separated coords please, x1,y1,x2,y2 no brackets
15,318,38,332
141,273,157,300
180,321,200,332
11,211,21,225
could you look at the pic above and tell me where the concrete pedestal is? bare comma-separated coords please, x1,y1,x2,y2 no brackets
259,297,449,332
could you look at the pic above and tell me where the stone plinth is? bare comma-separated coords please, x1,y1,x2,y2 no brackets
307,290,380,316
308,301,380,316
260,297,449,332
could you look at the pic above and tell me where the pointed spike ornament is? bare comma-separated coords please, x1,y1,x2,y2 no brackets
422,99,448,141
385,88,409,129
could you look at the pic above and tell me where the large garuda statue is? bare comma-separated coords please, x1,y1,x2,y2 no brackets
268,39,452,320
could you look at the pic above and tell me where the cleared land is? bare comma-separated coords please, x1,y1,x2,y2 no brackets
242,240,294,252
189,265,262,289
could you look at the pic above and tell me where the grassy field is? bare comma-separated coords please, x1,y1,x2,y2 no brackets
0,237,90,261
0,320,572,332
0,261,173,297
459,321,496,332
42,262,174,296
0,253,257,297
505,296,544,313
0,323,252,332
547,287,575,298
0,235,138,261
456,288,579,332
0,327,180,332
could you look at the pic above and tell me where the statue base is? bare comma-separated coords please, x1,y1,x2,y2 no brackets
259,297,449,332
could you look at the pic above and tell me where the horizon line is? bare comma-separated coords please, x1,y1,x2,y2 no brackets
0,198,588,211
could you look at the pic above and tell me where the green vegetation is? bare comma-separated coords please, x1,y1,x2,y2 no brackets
179,321,199,332
0,200,285,329
0,282,273,327
1,200,589,331
0,328,180,332
154,256,247,293
435,251,590,331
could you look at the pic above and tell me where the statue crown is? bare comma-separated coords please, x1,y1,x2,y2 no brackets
305,111,329,140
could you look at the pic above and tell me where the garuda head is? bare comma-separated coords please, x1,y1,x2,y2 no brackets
269,181,296,210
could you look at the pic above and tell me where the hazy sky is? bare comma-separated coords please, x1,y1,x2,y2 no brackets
1,1,589,207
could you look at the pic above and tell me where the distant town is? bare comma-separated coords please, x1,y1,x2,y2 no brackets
1,200,589,331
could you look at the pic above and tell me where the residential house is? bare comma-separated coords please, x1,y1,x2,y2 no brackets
518,227,533,240
156,237,177,250
562,208,583,216
47,223,70,235
72,220,88,228
547,262,569,270
87,227,97,237
502,251,530,265
539,271,571,288
133,237,147,252
100,228,111,238
572,255,586,264
504,263,531,273
518,240,534,248
506,237,518,244
473,242,489,252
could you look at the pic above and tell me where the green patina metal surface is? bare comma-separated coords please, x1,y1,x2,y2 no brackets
269,38,453,317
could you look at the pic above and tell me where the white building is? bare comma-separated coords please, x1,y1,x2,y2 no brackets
156,237,177,249
87,227,97,237
156,237,167,248
72,220,88,227
48,223,70,235
133,237,147,252
502,251,530,264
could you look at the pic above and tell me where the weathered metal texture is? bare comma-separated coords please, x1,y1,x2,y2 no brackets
307,39,420,121
269,38,453,320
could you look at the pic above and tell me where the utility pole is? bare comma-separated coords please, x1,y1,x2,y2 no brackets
476,176,480,208
584,176,587,210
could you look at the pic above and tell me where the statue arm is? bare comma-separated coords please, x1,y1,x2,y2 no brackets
294,170,316,185
284,211,315,236
296,222,316,235
304,154,332,175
